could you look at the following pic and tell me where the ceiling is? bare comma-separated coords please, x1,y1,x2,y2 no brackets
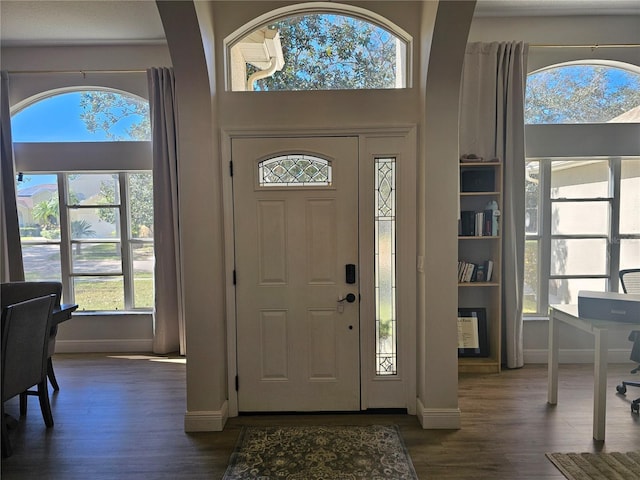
0,1,166,47
1,0,638,47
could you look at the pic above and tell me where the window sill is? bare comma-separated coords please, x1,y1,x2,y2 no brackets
72,310,152,317
523,315,550,322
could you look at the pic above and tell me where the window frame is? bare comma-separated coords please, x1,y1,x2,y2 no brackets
257,153,333,187
13,141,153,312
524,123,640,318
224,3,413,92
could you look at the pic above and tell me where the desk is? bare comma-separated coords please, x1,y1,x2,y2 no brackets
547,304,633,441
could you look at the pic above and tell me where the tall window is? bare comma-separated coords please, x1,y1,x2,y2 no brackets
12,90,154,312
375,157,397,375
524,64,640,316
227,9,410,91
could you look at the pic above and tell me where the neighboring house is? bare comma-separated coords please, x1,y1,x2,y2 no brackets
16,183,57,227
16,180,115,238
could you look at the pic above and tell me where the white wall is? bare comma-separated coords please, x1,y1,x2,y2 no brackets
468,14,640,363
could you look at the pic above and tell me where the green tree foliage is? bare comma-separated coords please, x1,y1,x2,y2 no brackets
33,191,88,240
253,14,398,91
76,92,153,236
71,220,96,239
526,66,640,124
32,196,59,229
97,173,153,237
79,91,150,140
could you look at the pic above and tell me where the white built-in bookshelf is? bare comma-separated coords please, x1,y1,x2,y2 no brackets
458,160,502,373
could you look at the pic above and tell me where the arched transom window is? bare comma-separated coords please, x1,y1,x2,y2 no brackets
525,63,640,124
227,7,411,92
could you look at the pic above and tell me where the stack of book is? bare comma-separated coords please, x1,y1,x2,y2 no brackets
457,260,494,283
459,210,499,237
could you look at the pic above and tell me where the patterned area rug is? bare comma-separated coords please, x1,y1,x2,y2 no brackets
546,452,640,479
222,425,418,480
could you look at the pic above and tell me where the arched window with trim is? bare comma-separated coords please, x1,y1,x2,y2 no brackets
226,5,411,92
525,63,640,124
12,89,154,312
524,62,640,316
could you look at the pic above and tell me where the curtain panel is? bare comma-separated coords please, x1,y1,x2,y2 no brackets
459,42,529,368
147,67,186,355
0,71,25,282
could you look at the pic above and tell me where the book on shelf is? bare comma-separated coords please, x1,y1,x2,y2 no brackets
459,202,500,237
457,259,494,283
460,210,475,236
475,263,486,282
485,260,494,282
460,210,497,237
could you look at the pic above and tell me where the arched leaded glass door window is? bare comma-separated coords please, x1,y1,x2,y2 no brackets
227,5,411,92
258,154,332,186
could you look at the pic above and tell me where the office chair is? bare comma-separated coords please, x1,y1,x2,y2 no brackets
615,268,640,413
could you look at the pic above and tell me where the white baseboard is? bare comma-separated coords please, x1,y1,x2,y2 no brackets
184,401,229,432
54,339,153,353
416,398,460,429
524,348,633,364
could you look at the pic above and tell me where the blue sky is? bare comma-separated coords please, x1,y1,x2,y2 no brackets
12,91,147,190
11,91,146,142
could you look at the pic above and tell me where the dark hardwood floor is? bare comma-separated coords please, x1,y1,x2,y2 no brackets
1,354,639,479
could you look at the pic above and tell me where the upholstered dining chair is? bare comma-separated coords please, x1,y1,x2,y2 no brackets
1,294,56,458
0,281,63,392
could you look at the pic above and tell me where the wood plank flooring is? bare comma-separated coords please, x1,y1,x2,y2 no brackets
1,354,639,479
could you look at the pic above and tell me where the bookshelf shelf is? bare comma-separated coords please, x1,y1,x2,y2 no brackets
460,191,500,197
458,235,500,240
458,160,503,374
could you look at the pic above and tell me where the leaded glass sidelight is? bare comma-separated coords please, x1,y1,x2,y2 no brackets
258,154,332,187
375,158,397,375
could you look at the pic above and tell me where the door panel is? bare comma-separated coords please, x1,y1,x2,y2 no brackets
233,136,359,412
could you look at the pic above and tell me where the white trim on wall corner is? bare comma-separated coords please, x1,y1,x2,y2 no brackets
416,398,461,429
184,401,229,432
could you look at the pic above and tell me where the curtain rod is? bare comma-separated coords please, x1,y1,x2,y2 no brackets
530,43,640,49
7,69,147,75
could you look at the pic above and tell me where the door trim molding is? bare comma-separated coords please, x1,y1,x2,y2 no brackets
222,127,417,417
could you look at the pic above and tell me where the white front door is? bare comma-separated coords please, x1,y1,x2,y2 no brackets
232,136,360,412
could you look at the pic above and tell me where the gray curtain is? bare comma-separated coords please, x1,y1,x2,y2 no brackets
147,67,185,355
1,71,24,282
459,42,528,368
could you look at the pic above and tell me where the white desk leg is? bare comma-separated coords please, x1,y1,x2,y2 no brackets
593,328,608,441
548,311,559,405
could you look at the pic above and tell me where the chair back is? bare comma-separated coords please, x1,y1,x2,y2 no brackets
1,295,56,403
0,282,62,309
620,269,640,294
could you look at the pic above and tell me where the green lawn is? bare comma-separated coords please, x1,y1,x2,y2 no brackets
22,241,154,311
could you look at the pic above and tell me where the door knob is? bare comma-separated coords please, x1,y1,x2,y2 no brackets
338,293,357,303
